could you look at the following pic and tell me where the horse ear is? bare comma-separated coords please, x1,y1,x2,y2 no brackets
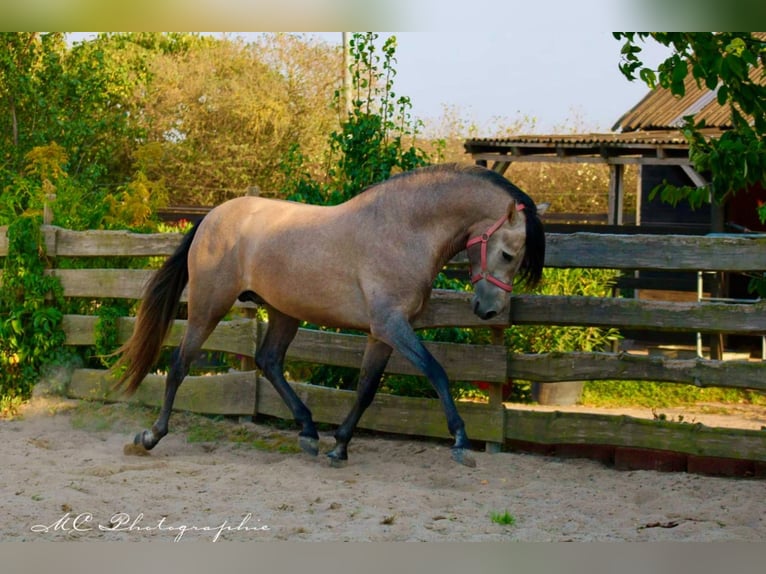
536,202,550,216
507,200,525,222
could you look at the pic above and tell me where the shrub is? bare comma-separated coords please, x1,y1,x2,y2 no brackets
0,218,66,409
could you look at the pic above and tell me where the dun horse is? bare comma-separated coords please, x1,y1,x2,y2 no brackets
113,164,546,467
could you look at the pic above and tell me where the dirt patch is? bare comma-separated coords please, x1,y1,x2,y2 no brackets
2,397,764,542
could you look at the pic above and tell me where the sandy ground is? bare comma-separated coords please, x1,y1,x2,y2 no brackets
2,397,765,543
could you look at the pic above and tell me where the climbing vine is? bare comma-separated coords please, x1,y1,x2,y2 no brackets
0,217,65,413
94,302,127,368
282,32,428,205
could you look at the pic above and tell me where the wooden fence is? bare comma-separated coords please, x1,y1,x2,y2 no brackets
2,225,766,473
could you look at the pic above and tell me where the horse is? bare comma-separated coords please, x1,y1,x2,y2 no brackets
113,163,546,467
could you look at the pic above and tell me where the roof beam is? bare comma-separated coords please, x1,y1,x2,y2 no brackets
468,153,692,166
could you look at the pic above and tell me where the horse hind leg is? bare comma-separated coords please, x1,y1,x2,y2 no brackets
132,344,192,451
132,290,235,453
255,306,319,456
326,336,392,467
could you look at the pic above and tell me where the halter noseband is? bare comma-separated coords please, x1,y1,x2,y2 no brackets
466,204,525,293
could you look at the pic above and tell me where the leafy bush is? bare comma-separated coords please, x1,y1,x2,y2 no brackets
507,267,621,354
504,268,621,402
0,218,66,410
581,380,766,408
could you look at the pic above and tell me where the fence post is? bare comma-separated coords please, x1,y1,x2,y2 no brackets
485,326,506,453
42,195,58,303
252,319,267,421
43,193,56,225
236,311,260,424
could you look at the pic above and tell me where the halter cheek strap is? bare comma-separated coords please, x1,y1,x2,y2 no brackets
466,204,525,293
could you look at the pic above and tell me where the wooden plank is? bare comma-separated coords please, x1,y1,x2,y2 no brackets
66,368,503,442
52,268,153,299
507,352,766,391
255,380,505,443
116,317,256,357
415,289,508,329
545,233,766,271
66,367,765,458
10,227,766,273
64,314,506,382
50,226,183,257
504,408,766,462
55,284,766,335
287,328,508,382
65,311,766,391
62,315,256,357
67,368,257,416
510,294,766,334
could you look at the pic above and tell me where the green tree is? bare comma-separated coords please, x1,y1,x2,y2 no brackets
130,33,340,206
329,33,429,203
614,33,766,213
283,32,429,205
0,217,65,410
0,32,153,229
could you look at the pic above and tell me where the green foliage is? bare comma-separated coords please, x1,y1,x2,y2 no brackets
94,303,127,368
131,32,339,206
507,268,621,354
614,33,766,207
283,33,428,205
326,33,428,203
490,510,516,526
0,217,65,405
505,268,621,403
582,380,766,409
0,33,160,231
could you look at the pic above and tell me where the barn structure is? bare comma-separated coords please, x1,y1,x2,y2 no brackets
464,44,766,358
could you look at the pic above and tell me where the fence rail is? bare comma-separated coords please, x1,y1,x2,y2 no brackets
5,226,766,269
3,225,766,468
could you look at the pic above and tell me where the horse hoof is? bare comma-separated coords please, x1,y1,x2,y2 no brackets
451,448,477,468
299,436,319,456
133,430,157,451
326,452,348,468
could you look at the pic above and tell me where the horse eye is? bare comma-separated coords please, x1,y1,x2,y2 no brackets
502,251,514,263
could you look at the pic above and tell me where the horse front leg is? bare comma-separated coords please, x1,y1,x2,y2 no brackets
256,308,319,456
326,336,392,467
372,313,476,468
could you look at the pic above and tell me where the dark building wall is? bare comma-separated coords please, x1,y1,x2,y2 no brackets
725,181,766,232
640,166,710,232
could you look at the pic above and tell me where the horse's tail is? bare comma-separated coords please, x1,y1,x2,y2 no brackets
112,219,203,395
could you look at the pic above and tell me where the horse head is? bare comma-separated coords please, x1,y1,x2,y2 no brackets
467,199,548,320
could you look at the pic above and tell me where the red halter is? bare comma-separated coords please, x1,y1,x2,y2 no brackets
466,204,525,293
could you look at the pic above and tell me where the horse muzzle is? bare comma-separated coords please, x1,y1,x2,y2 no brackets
471,285,510,321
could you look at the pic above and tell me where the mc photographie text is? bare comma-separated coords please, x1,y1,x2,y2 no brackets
30,512,270,542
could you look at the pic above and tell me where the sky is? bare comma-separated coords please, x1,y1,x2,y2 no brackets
68,25,673,137
308,31,672,134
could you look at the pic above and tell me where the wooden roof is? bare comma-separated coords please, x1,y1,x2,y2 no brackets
613,66,762,132
465,34,763,165
463,129,713,166
613,32,765,132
